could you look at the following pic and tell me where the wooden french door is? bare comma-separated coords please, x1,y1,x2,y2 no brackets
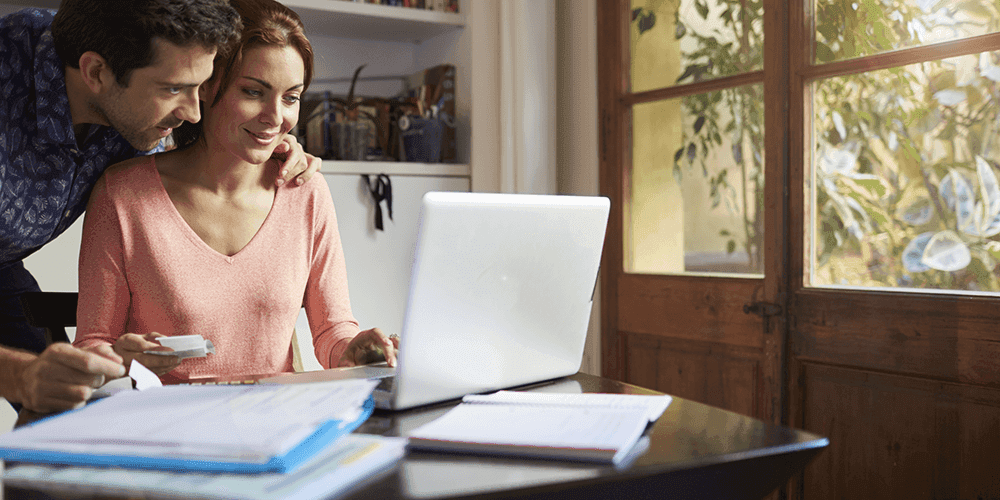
784,2,1000,497
600,0,1000,498
597,0,788,424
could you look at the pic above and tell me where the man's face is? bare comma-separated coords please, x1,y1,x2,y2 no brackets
91,39,216,151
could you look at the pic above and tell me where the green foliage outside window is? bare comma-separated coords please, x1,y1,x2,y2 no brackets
634,0,1000,291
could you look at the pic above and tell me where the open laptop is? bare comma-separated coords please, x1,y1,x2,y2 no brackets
251,191,609,410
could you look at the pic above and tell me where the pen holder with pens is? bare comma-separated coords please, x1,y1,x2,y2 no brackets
398,116,442,163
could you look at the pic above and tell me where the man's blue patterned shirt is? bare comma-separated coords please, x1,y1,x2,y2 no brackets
0,9,146,267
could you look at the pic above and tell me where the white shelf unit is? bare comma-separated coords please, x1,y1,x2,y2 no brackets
320,160,469,177
297,0,474,171
291,1,476,361
284,0,465,42
0,0,465,40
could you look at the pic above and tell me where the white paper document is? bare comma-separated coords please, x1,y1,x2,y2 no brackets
461,391,672,422
145,334,216,359
407,391,670,465
411,404,649,450
129,359,163,391
0,379,378,469
2,434,406,500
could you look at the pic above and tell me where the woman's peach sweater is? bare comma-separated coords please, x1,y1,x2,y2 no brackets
73,157,359,382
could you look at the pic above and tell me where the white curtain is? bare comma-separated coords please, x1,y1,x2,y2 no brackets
498,0,557,194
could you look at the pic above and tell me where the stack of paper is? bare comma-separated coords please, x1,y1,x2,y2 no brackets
2,434,406,500
407,391,671,465
0,379,379,474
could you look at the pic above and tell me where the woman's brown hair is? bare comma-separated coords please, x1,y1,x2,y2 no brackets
172,0,313,149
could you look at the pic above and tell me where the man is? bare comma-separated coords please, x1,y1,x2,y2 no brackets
0,0,321,413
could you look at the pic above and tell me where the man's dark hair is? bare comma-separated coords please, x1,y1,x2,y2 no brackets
52,0,242,87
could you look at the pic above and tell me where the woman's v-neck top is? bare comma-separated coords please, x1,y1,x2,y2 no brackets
73,156,359,382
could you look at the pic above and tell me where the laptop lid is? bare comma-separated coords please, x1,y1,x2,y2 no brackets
388,191,610,410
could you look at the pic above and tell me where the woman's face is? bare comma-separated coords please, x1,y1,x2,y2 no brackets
202,44,305,165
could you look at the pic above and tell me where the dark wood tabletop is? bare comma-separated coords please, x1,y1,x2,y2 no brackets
3,372,827,500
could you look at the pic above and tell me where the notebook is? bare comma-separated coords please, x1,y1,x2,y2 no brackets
406,391,670,465
255,191,610,411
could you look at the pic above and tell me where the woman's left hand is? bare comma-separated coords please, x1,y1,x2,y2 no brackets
338,328,399,368
269,135,320,187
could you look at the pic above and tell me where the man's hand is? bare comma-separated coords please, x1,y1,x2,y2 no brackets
16,343,126,413
269,135,320,187
112,332,182,376
338,328,399,368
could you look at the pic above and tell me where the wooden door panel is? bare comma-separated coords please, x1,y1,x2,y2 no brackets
797,362,1000,500
622,333,760,417
611,273,774,418
617,274,764,347
793,291,1000,385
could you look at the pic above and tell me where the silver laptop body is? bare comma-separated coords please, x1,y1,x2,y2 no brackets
263,191,610,411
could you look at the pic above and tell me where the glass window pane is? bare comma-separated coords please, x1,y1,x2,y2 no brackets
815,0,1000,64
809,52,1000,292
628,85,765,276
630,0,763,93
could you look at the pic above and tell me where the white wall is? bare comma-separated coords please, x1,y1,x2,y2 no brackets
469,0,501,192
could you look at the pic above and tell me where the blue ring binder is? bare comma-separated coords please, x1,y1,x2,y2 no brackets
0,397,376,475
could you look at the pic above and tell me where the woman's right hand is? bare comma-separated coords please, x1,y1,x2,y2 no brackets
338,328,399,368
113,332,182,375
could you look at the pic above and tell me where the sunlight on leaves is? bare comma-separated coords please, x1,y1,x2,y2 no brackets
818,143,860,176
921,230,972,272
816,0,1000,62
934,89,967,106
980,53,1000,82
973,156,1000,236
899,197,934,226
813,39,1000,292
941,169,976,234
903,232,935,273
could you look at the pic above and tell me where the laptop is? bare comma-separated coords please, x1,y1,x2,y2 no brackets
256,191,610,410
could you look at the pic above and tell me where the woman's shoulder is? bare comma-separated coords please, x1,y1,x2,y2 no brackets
284,172,334,202
97,155,159,197
277,173,337,224
101,155,155,182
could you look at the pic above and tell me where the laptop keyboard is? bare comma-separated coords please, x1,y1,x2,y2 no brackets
181,379,259,386
176,372,395,389
373,375,395,392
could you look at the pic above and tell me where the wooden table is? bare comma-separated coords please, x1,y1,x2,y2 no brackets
3,372,827,500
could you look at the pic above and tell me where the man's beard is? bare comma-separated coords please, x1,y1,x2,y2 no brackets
90,98,181,152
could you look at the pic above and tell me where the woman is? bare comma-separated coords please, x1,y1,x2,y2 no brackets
73,0,396,382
